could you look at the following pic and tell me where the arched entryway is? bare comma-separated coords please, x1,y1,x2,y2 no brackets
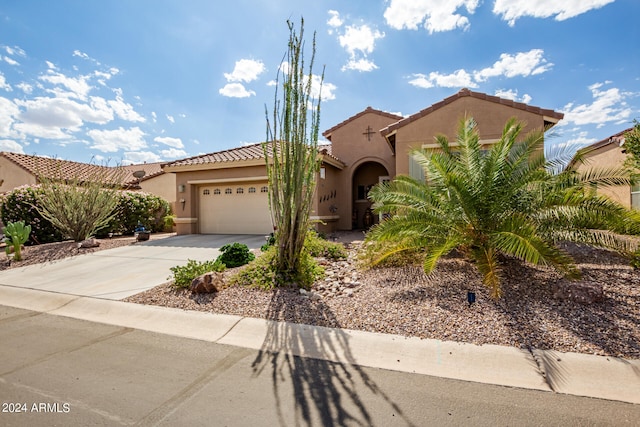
351,161,389,230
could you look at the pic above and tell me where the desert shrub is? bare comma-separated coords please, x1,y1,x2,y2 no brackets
216,242,255,268
229,246,323,290
103,191,171,236
304,230,347,260
169,259,226,289
0,186,63,244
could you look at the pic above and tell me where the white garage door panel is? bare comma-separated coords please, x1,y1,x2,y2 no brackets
199,184,272,234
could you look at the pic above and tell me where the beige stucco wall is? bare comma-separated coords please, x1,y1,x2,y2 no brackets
140,172,176,206
0,158,36,193
394,97,548,175
313,164,341,234
573,143,631,208
326,110,398,230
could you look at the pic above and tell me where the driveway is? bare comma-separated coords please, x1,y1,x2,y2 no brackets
0,234,266,300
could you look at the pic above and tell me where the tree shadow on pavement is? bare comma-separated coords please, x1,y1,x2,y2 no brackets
251,289,416,426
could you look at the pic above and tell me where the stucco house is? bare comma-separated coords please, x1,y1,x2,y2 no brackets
0,152,176,208
166,88,564,235
568,128,636,209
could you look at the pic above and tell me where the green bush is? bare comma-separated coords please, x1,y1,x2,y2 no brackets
229,246,323,290
304,230,348,260
104,191,171,236
169,259,226,289
216,242,255,268
0,186,63,244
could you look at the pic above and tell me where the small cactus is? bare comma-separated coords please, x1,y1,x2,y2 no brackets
3,221,31,261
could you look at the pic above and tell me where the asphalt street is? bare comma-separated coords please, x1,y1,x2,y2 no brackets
1,305,638,426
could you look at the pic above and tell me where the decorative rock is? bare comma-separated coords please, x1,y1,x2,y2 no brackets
552,281,604,304
78,238,100,248
190,272,224,294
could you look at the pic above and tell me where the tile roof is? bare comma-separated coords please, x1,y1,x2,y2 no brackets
0,152,163,188
322,106,404,140
380,88,565,137
163,141,343,168
566,127,632,170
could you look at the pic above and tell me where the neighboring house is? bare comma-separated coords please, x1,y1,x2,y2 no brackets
166,88,564,235
0,152,176,208
568,128,635,209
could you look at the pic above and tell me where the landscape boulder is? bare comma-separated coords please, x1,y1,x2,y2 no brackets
190,271,224,294
552,281,604,304
78,238,100,248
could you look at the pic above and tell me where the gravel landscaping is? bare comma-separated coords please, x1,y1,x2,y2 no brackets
2,233,638,359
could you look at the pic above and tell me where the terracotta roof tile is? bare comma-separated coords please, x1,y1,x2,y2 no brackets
0,152,163,188
380,88,565,136
164,141,343,168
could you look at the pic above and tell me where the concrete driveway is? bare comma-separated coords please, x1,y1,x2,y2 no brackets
0,234,266,300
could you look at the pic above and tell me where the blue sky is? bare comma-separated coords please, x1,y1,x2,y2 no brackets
0,0,638,164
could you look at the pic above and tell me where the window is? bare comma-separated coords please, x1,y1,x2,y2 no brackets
248,187,256,193
237,187,244,194
261,186,268,193
408,155,425,181
203,189,210,195
632,183,640,209
213,188,221,195
320,167,326,179
225,188,232,195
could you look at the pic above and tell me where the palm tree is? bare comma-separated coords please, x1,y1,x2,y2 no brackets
365,117,639,298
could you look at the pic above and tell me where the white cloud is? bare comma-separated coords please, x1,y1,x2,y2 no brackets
339,25,384,56
493,0,615,26
166,114,175,124
311,75,337,101
384,0,479,33
72,50,89,59
561,82,634,127
16,96,114,129
3,56,19,66
409,69,477,89
412,49,553,90
0,139,24,153
219,83,255,98
0,73,11,91
122,151,161,165
160,148,188,159
45,61,57,70
16,83,33,94
342,58,378,72
108,95,145,122
333,22,384,73
494,89,532,104
39,70,92,100
327,10,343,29
552,131,597,151
154,136,184,148
475,49,552,82
151,111,157,123
0,97,20,138
88,127,147,152
223,59,265,83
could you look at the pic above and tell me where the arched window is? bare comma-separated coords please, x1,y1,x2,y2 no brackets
203,189,210,195
237,187,244,194
248,187,256,193
213,188,221,195
260,186,268,193
225,188,232,195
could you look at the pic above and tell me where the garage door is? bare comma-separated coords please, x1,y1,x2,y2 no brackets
199,183,273,234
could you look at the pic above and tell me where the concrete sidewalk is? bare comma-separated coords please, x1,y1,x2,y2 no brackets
0,234,265,300
1,285,638,405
